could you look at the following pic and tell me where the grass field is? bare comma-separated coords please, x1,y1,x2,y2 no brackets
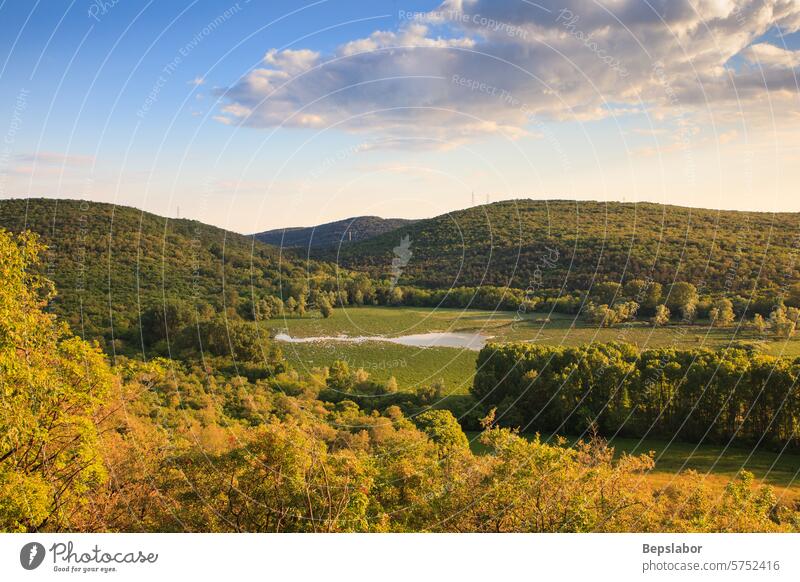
268,306,800,498
276,341,477,393
466,431,800,500
267,306,800,391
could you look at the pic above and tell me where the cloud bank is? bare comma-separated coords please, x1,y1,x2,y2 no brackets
215,0,800,146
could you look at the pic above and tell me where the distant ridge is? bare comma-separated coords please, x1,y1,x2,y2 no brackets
254,216,413,248
326,199,800,291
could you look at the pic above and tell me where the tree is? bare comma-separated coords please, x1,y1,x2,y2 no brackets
787,283,800,308
751,313,767,334
709,298,735,327
770,307,797,339
255,296,284,321
327,360,352,392
417,379,446,404
667,282,698,321
651,304,671,326
583,303,617,327
615,301,639,323
388,286,404,306
318,297,334,318
0,230,114,532
625,279,663,311
285,296,299,315
140,298,194,345
583,302,637,327
591,282,622,305
295,295,307,317
196,318,266,361
414,410,469,458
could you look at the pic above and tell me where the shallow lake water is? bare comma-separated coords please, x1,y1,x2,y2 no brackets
274,331,489,351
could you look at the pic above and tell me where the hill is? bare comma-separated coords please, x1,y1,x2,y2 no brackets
254,215,412,248
327,200,800,292
0,198,340,350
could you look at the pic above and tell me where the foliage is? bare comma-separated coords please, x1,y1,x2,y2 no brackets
709,298,736,327
5,212,800,534
318,296,334,318
666,282,699,321
474,342,800,449
414,410,469,458
329,200,800,293
651,304,671,326
583,301,639,327
0,230,114,532
0,199,347,353
770,307,798,339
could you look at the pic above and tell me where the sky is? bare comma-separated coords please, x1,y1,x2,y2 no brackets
0,0,799,234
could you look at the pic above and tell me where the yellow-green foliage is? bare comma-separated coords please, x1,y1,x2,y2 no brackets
0,230,113,532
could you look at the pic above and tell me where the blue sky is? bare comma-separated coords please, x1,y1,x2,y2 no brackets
1,1,799,233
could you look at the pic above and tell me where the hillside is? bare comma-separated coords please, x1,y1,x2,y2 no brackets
327,200,800,292
254,215,412,248
0,198,338,349
5,197,799,351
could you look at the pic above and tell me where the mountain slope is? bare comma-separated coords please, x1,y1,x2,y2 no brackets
327,199,800,292
0,198,337,348
254,216,413,248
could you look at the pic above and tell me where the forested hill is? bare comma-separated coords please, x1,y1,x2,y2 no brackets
254,215,413,248
0,198,336,349
328,200,800,292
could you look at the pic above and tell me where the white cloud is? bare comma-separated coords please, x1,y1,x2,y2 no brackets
742,42,800,67
215,0,800,147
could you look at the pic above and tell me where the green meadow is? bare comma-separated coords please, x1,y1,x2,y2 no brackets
268,306,800,392
276,341,478,393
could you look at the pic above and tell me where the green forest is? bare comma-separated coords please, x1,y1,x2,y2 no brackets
3,197,800,533
330,200,800,291
0,199,386,356
3,226,800,533
474,342,800,449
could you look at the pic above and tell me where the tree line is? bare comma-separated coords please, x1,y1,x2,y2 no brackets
474,342,800,449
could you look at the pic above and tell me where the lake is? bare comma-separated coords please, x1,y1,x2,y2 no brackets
274,331,489,351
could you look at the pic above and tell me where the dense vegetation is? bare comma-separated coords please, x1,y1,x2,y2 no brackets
255,215,413,248
0,199,395,356
474,342,800,450
4,197,800,534
4,199,798,360
330,200,800,292
4,228,800,533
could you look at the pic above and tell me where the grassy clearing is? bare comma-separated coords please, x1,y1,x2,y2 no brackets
268,306,514,338
269,306,800,353
466,431,800,499
278,340,477,393
267,306,800,393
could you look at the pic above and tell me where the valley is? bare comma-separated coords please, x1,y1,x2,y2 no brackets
270,306,800,391
4,197,800,532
